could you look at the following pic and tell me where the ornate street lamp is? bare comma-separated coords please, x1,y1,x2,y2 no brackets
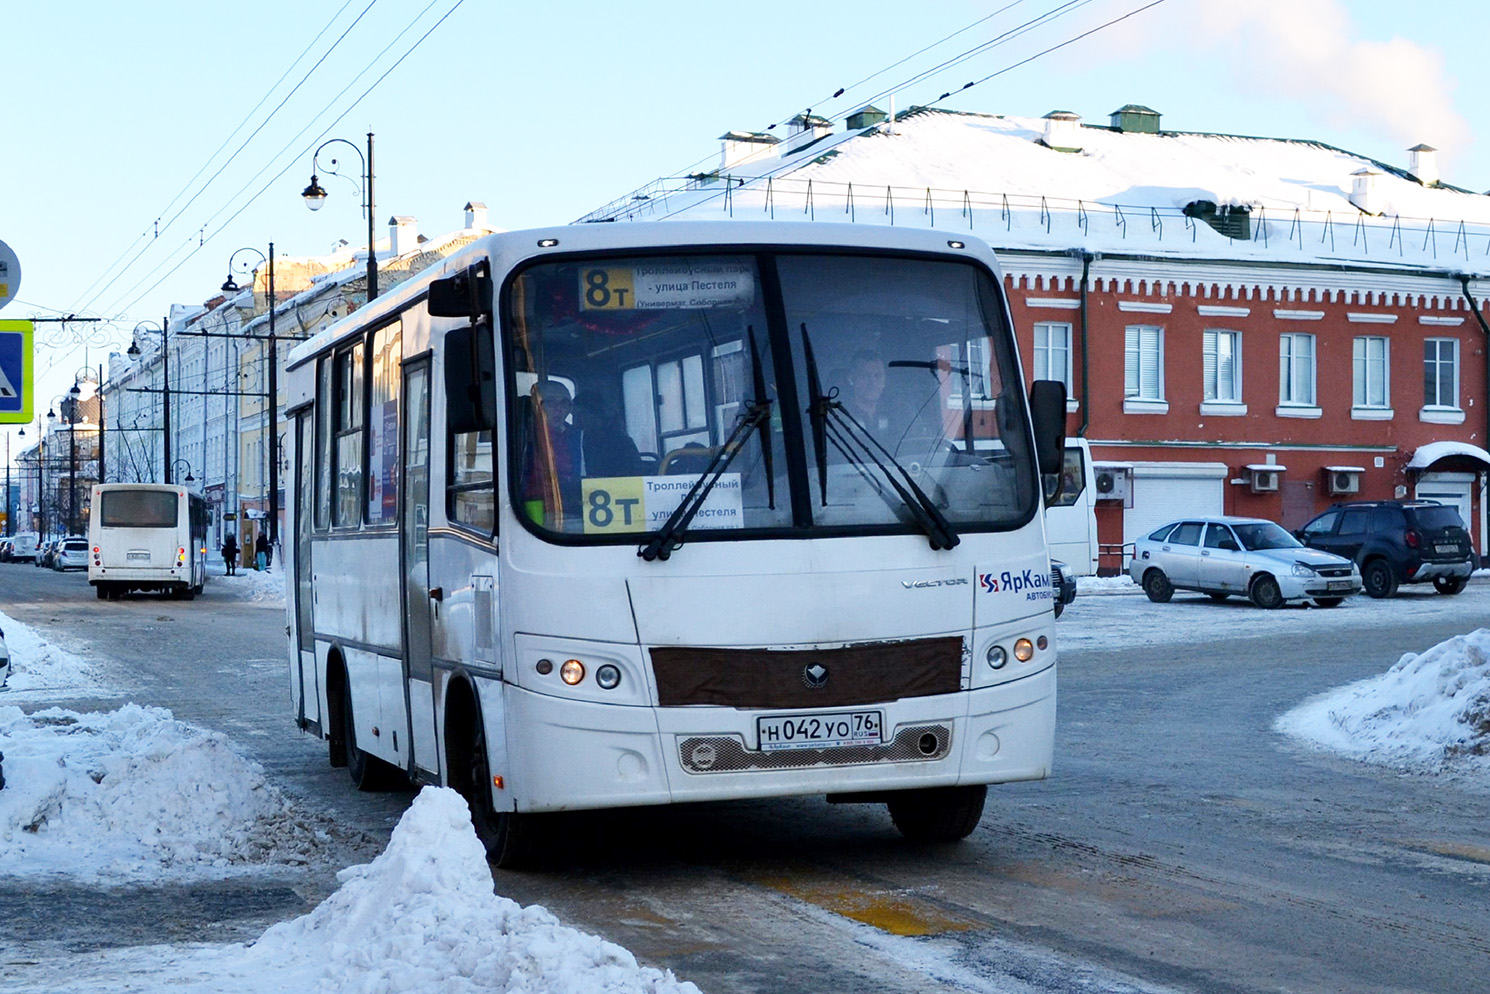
127,319,173,483
223,245,280,545
303,133,377,300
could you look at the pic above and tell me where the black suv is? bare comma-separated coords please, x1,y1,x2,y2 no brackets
1296,500,1475,598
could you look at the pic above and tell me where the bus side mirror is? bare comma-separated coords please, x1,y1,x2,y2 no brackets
1029,379,1067,480
445,323,496,433
428,265,492,318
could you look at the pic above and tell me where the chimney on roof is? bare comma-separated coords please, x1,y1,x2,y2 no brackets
784,112,833,154
464,201,488,230
1042,110,1083,152
1350,168,1382,215
719,130,779,170
1408,144,1439,186
846,105,887,131
389,215,418,256
1109,104,1161,134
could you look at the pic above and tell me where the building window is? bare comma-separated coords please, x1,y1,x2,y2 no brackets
1423,338,1459,408
1124,325,1164,400
1352,336,1389,408
1278,333,1316,406
1203,329,1241,402
1033,322,1072,391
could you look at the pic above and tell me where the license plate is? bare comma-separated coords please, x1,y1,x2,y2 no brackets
1435,544,1459,554
757,710,883,751
1327,580,1354,591
126,551,150,562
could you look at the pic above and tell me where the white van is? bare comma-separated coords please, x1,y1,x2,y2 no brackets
8,532,39,564
1044,438,1098,576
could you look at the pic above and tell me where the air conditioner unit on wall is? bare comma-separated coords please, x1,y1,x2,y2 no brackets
1246,464,1283,493
1325,466,1364,496
1093,466,1132,501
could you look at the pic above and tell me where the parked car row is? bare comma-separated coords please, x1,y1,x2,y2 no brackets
0,535,88,571
1129,500,1477,609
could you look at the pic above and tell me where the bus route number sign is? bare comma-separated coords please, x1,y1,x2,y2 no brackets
580,474,744,534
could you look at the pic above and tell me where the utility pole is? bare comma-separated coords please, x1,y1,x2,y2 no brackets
268,242,279,545
162,314,172,485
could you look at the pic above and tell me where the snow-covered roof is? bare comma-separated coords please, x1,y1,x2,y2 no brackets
583,107,1490,275
1405,440,1490,469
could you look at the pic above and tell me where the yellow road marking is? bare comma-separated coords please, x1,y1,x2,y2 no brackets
753,874,982,937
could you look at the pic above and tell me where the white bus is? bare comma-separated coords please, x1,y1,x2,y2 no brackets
285,221,1067,865
88,483,209,600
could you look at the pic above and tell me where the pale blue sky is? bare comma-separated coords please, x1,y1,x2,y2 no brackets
2,0,1486,406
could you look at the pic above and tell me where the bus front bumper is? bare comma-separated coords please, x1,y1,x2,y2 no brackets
500,664,1055,813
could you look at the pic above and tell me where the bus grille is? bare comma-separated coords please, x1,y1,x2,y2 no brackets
677,723,952,773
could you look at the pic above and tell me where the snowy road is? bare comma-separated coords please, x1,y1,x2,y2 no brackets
3,565,1489,993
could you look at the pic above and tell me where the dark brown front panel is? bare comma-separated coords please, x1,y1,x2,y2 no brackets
650,637,965,709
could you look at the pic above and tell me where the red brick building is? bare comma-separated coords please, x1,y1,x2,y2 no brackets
588,104,1490,568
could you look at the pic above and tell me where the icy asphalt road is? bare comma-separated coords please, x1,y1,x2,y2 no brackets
3,565,1489,994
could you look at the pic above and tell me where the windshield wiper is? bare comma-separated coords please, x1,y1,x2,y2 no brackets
640,329,773,562
801,325,959,551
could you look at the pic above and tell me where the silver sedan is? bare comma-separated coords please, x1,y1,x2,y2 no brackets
1129,516,1362,608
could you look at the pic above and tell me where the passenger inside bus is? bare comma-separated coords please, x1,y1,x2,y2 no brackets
573,389,644,478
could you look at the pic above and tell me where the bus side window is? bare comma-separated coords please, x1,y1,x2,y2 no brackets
366,321,402,525
315,357,333,531
333,341,366,528
446,325,496,534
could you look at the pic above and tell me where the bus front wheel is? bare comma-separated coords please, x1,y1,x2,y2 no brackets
449,715,536,869
886,784,988,843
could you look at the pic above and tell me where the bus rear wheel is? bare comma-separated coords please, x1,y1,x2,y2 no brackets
886,784,987,843
341,681,398,791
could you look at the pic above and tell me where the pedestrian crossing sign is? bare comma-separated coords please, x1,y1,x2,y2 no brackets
0,320,34,424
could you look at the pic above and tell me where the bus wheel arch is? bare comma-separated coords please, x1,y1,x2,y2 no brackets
444,676,535,868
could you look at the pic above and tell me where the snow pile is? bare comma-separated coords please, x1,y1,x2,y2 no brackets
1076,574,1141,596
0,703,330,881
0,608,101,696
213,565,288,607
1277,628,1490,773
243,787,701,993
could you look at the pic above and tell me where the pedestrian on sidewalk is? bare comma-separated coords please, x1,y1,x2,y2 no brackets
221,534,239,576
255,532,270,572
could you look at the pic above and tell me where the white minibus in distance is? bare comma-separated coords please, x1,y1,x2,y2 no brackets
284,221,1068,866
88,483,209,599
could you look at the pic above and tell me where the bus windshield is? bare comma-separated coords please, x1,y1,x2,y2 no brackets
100,490,179,528
506,251,1037,542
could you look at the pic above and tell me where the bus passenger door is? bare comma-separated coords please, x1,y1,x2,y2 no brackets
401,361,440,778
293,413,319,729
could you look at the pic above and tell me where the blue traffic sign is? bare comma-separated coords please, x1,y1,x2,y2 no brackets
0,320,34,424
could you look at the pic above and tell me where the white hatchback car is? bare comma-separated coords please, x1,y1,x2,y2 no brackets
1129,516,1362,608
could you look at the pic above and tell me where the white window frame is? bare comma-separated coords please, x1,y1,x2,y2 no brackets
1421,337,1463,424
1124,325,1166,413
1351,335,1391,419
1277,332,1319,417
1201,329,1244,414
1033,321,1073,391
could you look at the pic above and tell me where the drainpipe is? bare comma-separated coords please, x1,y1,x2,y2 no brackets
1069,249,1096,437
1456,274,1490,448
1455,274,1490,562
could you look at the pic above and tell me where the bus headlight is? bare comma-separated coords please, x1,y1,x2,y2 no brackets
1013,638,1035,662
595,664,622,690
560,659,585,685
987,644,1008,669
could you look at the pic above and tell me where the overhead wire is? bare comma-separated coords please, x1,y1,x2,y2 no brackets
649,0,1169,222
74,0,378,318
43,0,464,385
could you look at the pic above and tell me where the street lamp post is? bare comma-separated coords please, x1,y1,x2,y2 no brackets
223,244,279,545
170,459,195,485
303,132,377,300
128,318,171,483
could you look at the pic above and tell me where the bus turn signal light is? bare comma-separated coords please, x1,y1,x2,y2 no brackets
560,659,585,685
1014,638,1035,662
